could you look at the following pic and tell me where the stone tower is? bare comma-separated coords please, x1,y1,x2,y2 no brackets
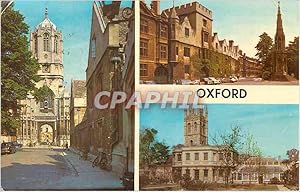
184,105,208,146
18,8,70,147
168,6,179,82
272,1,287,79
30,8,64,93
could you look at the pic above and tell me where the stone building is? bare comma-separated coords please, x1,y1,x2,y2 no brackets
162,2,213,81
17,8,70,146
70,80,86,149
140,1,169,83
72,1,134,177
172,106,227,182
140,1,260,83
239,54,263,77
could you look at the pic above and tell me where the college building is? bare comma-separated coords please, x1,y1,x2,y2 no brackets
140,1,261,84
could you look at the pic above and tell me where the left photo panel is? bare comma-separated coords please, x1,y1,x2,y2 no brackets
1,1,134,190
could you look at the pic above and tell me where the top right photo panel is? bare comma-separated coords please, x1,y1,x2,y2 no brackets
139,0,299,85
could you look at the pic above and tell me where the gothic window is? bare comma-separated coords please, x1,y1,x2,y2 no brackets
203,19,207,27
91,37,96,58
185,28,189,37
203,32,209,43
54,36,58,53
176,47,179,55
195,152,199,160
43,33,50,51
204,169,208,177
194,122,197,132
194,170,199,180
160,24,167,38
160,44,167,59
187,122,191,133
34,35,38,54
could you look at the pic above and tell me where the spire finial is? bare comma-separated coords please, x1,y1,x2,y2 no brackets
173,0,175,7
45,7,48,18
278,0,281,13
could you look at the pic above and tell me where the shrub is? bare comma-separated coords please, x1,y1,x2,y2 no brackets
262,71,271,80
270,177,280,184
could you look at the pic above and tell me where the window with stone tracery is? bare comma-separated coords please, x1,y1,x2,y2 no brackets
43,33,50,51
54,36,58,53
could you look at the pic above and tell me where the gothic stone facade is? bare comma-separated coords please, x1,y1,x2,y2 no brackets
73,2,134,177
140,1,261,83
18,9,70,146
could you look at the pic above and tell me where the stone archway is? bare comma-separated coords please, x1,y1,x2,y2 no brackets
154,65,168,84
39,123,54,144
200,65,209,78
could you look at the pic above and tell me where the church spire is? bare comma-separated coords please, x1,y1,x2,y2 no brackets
275,0,285,51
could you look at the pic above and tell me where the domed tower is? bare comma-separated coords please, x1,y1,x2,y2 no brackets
168,6,179,82
184,105,208,147
30,8,64,95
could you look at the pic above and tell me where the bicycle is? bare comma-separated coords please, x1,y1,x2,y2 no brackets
92,151,110,170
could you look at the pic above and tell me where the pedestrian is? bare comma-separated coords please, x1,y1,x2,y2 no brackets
65,143,69,151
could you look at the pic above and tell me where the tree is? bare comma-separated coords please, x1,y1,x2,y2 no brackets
286,37,299,79
212,126,261,185
255,32,273,79
1,4,41,135
140,128,170,167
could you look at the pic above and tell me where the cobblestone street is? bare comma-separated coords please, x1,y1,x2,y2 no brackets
1,148,123,190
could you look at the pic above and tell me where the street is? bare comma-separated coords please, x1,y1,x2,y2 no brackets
1,148,123,190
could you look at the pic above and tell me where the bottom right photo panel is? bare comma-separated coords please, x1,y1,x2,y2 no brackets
139,104,299,191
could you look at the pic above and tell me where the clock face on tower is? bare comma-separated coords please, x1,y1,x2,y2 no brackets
42,64,50,73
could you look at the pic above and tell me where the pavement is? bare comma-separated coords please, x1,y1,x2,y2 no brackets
1,147,124,190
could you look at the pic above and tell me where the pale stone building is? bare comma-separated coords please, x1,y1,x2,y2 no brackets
17,8,70,146
172,106,226,182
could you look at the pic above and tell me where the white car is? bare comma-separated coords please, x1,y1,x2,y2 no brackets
209,77,221,85
202,78,214,85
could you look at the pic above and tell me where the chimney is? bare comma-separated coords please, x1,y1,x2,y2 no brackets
151,1,160,15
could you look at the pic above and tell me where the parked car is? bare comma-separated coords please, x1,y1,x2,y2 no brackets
12,141,23,148
175,79,193,85
202,78,214,85
229,77,237,83
1,142,17,154
193,80,201,85
208,77,221,85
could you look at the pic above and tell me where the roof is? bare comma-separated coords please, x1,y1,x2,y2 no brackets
37,8,57,30
71,80,86,98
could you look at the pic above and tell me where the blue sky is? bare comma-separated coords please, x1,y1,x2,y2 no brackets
14,0,131,89
146,0,299,57
140,104,299,158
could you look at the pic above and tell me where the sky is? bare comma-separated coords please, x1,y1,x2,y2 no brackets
140,104,299,159
146,0,299,57
14,0,131,90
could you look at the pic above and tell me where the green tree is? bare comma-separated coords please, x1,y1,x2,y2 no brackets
140,128,170,167
286,37,299,79
255,32,273,79
1,4,41,135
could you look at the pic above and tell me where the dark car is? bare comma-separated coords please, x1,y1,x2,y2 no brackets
12,141,23,148
1,142,17,154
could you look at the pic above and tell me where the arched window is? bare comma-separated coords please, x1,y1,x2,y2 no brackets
54,36,58,53
194,122,197,132
43,33,49,51
187,123,191,133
